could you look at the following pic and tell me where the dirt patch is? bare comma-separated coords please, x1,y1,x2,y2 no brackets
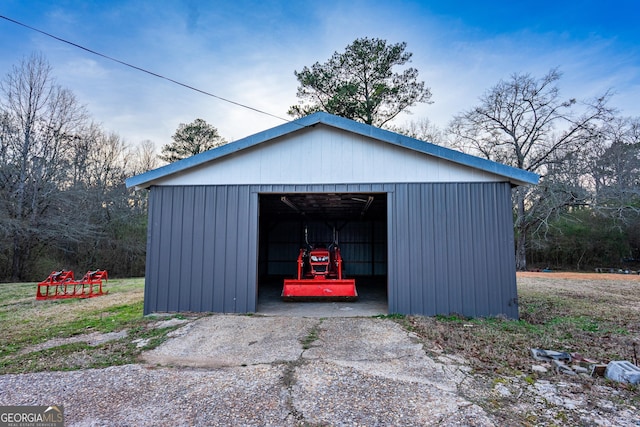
19,331,129,355
18,318,191,355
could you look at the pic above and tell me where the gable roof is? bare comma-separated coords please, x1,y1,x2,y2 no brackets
126,112,539,190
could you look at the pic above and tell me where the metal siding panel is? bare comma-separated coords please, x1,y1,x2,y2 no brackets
392,184,411,313
179,187,195,311
477,185,493,316
446,185,463,315
485,185,502,316
418,184,432,314
388,182,518,318
129,114,539,190
267,221,300,275
190,187,206,312
339,222,381,276
386,190,396,313
373,221,385,275
156,187,174,312
167,188,184,311
423,184,437,314
142,182,516,317
145,186,257,313
238,186,252,312
201,187,217,311
458,184,477,316
247,190,259,312
416,183,430,315
346,183,363,192
468,186,483,316
334,183,348,193
213,187,227,312
497,183,518,318
486,183,506,317
151,128,509,186
472,184,490,316
478,185,500,316
433,184,449,315
142,188,154,315
235,187,249,312
144,187,160,314
224,186,239,312
408,184,424,315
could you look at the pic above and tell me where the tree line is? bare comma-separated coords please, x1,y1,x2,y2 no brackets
0,54,155,281
1,40,638,282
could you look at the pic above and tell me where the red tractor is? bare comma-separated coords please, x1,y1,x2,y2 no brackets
282,230,357,301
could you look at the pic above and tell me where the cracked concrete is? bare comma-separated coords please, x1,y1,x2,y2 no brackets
1,315,495,426
139,315,494,426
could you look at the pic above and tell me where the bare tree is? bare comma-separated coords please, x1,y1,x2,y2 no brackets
448,69,613,270
388,117,445,145
0,53,88,279
526,117,640,270
589,117,640,222
131,139,159,175
0,54,152,280
68,128,147,273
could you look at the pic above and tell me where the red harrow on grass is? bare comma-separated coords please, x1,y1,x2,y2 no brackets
36,269,108,300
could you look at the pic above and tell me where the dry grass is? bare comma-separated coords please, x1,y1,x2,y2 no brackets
408,272,640,372
405,272,640,425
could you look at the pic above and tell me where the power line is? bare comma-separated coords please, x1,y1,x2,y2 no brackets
0,14,294,124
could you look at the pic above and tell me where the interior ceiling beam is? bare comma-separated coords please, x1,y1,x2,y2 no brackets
263,193,385,221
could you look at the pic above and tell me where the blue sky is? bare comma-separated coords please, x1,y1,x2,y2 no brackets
1,0,639,146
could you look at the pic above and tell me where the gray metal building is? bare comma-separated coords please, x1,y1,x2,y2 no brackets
126,112,538,318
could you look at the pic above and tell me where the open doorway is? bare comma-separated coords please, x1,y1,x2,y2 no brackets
257,192,388,316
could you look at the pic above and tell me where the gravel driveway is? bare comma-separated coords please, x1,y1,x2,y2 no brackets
0,315,494,426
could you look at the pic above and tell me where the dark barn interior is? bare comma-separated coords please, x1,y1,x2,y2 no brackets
257,193,388,311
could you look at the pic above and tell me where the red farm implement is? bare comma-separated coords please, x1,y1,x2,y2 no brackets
282,243,357,301
36,270,108,300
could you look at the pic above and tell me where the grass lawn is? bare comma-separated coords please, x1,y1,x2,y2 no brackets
0,278,187,374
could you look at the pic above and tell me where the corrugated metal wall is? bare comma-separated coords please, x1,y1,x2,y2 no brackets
144,185,258,314
145,182,518,318
388,182,518,318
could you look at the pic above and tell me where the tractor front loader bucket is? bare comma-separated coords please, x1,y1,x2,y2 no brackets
282,278,358,301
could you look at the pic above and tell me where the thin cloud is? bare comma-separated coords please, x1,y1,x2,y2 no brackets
0,0,637,145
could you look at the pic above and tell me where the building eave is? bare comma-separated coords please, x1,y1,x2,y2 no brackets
126,112,539,190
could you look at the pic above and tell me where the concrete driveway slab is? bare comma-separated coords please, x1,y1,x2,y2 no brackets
143,315,318,368
292,361,493,427
303,317,467,392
